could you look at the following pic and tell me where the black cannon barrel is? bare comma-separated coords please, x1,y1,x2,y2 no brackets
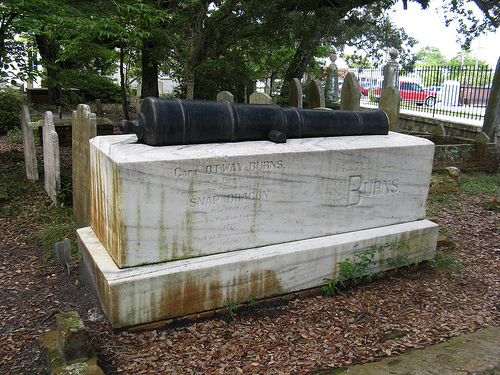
119,97,389,146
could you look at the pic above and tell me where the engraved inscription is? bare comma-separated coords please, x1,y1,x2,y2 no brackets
347,175,399,206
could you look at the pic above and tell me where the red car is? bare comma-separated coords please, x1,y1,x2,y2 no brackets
372,81,436,107
339,84,370,96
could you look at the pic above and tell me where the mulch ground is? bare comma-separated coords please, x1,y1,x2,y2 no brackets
0,129,499,374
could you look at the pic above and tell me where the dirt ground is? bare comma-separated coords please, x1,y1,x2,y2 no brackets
0,110,499,374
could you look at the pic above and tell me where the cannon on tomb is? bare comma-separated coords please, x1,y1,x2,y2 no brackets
120,97,389,146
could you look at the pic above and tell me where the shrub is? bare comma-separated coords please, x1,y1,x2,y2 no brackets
0,88,26,135
60,70,122,103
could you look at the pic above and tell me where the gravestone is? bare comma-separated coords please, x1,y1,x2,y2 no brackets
72,104,97,228
289,78,303,108
340,72,361,110
55,239,71,275
43,111,61,206
21,105,39,181
249,92,272,104
79,126,437,328
482,57,500,145
95,99,103,118
379,85,401,131
309,80,325,109
382,48,399,90
325,48,340,104
217,91,234,102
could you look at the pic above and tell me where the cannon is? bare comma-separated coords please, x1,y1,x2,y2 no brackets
120,97,389,146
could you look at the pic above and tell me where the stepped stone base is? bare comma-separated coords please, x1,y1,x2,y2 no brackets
78,220,438,329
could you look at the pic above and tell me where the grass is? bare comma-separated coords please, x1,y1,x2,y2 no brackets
0,150,77,259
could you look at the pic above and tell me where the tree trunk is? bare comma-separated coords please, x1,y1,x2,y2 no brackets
119,48,130,120
185,67,195,100
281,27,325,98
141,43,159,99
35,34,63,106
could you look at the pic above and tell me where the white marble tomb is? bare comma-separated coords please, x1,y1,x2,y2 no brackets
89,132,435,268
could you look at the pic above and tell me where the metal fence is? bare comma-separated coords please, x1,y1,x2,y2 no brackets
344,65,494,121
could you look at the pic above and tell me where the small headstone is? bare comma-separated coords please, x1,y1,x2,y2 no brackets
379,85,401,131
473,131,490,144
72,105,97,228
249,92,272,104
95,99,103,118
55,239,71,275
217,91,234,102
432,123,447,137
56,311,90,363
340,72,361,110
21,105,39,181
43,111,61,206
309,80,325,109
289,78,303,108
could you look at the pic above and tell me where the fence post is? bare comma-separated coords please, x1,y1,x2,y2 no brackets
482,57,500,145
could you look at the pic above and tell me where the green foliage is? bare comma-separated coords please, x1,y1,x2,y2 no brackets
56,168,73,208
227,301,241,320
59,70,122,103
0,88,25,135
459,172,500,196
428,252,464,273
7,126,23,147
322,242,419,296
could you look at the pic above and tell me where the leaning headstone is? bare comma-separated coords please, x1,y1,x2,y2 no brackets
289,78,303,108
382,48,399,90
55,239,71,275
482,57,500,145
95,99,103,118
379,85,401,131
340,72,361,110
72,104,97,228
249,92,272,104
43,111,61,206
217,90,234,102
309,80,325,109
21,105,39,181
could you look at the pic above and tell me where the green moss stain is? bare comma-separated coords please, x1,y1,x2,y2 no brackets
158,187,168,261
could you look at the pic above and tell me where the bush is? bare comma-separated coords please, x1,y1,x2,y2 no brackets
0,88,26,135
60,70,122,103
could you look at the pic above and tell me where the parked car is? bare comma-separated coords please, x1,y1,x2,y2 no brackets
339,84,369,96
372,81,437,107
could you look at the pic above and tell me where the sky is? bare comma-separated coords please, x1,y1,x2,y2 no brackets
389,1,499,67
338,1,499,68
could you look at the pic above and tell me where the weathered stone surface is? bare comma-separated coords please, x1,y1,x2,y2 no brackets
216,90,234,102
78,219,438,328
72,105,97,228
249,92,272,104
89,132,434,268
379,85,401,131
340,72,361,110
56,311,89,363
309,80,325,109
482,57,500,142
43,112,61,206
289,78,303,108
21,105,39,180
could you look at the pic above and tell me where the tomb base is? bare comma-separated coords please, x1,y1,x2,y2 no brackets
78,220,438,329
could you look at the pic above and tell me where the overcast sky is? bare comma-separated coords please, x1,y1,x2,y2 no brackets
389,1,499,67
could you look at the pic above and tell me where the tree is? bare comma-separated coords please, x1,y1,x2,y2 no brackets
414,46,448,66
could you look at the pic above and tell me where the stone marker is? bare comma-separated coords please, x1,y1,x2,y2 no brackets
340,72,361,110
379,85,401,131
95,99,103,118
289,78,303,108
482,57,500,145
325,47,340,104
72,104,97,228
43,111,61,206
309,79,325,109
55,239,71,275
80,131,437,328
249,91,272,104
217,90,234,102
21,105,39,181
382,48,399,90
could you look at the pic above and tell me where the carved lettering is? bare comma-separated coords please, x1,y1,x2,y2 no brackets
189,195,220,207
347,175,399,206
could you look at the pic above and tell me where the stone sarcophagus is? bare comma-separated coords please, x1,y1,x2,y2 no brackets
78,100,438,328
